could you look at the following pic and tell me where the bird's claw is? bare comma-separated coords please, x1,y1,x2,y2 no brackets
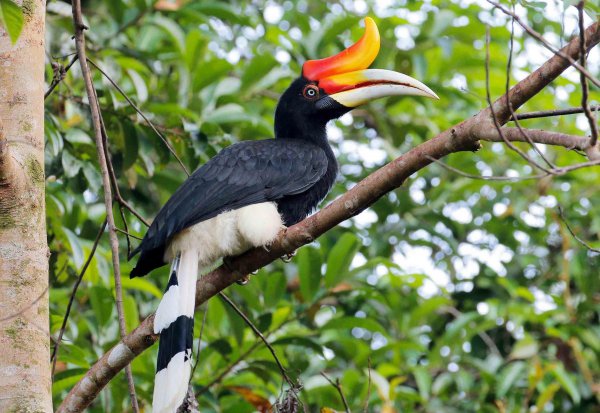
236,275,251,286
280,250,296,263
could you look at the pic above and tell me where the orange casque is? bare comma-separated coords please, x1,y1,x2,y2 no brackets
302,17,381,95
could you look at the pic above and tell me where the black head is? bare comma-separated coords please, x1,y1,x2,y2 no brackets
274,77,350,141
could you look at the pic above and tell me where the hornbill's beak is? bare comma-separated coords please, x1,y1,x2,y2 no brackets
303,17,439,109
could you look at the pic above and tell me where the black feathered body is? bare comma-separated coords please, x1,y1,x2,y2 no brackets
130,136,336,278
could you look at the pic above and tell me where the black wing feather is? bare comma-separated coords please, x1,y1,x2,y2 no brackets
130,139,328,277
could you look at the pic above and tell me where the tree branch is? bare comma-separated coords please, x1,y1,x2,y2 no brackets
44,55,78,100
577,1,599,147
57,21,600,413
511,105,600,121
218,292,296,389
320,372,351,413
71,1,139,411
87,58,190,176
488,1,600,89
480,127,592,151
482,21,600,124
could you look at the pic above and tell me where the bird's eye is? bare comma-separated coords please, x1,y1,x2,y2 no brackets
302,84,319,100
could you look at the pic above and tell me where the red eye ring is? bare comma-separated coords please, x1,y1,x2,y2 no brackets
302,84,319,100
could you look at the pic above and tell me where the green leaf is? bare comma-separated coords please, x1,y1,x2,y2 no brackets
263,271,286,308
509,336,539,360
122,122,139,170
62,228,84,269
204,103,248,124
272,336,323,355
431,372,453,396
52,370,86,395
413,366,431,401
64,128,93,145
535,382,561,412
61,150,83,178
115,277,163,299
0,0,23,44
497,361,526,398
551,364,581,404
241,54,278,92
324,232,360,288
150,15,186,54
89,285,114,327
185,2,251,25
297,246,322,302
322,316,387,335
82,162,102,192
193,59,232,91
123,293,139,333
126,69,148,103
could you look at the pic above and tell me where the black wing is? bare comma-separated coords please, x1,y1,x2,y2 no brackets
130,139,328,277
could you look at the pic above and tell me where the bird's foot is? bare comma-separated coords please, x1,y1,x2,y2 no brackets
280,250,296,263
236,275,251,286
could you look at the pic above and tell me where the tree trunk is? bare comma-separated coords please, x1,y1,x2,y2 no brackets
0,0,51,411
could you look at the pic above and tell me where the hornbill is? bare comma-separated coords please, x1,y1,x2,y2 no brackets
129,17,438,412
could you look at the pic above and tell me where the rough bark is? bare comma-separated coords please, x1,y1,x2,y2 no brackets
0,0,51,412
58,22,599,413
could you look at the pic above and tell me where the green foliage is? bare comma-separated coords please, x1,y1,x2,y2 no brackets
45,0,600,412
0,0,23,43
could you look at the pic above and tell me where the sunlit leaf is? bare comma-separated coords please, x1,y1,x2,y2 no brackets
0,0,23,44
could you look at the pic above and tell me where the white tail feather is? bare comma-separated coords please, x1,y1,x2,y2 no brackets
152,250,198,413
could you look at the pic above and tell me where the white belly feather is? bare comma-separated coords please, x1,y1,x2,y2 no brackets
164,202,284,265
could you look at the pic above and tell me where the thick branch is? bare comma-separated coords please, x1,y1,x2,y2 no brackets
57,21,600,413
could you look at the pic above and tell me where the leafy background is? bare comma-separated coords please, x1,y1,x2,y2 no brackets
43,0,600,411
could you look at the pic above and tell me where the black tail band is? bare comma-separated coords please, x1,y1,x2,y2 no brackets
156,314,194,372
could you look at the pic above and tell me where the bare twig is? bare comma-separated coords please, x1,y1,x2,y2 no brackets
197,313,298,395
558,205,600,253
197,340,263,395
98,112,151,227
114,227,143,240
504,12,555,169
45,55,79,100
71,2,139,411
485,26,553,174
488,0,600,89
99,113,133,254
426,155,548,181
320,372,351,413
218,292,295,388
577,1,599,147
51,220,107,378
553,158,600,174
480,127,592,151
117,196,150,227
87,58,190,176
511,105,600,121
